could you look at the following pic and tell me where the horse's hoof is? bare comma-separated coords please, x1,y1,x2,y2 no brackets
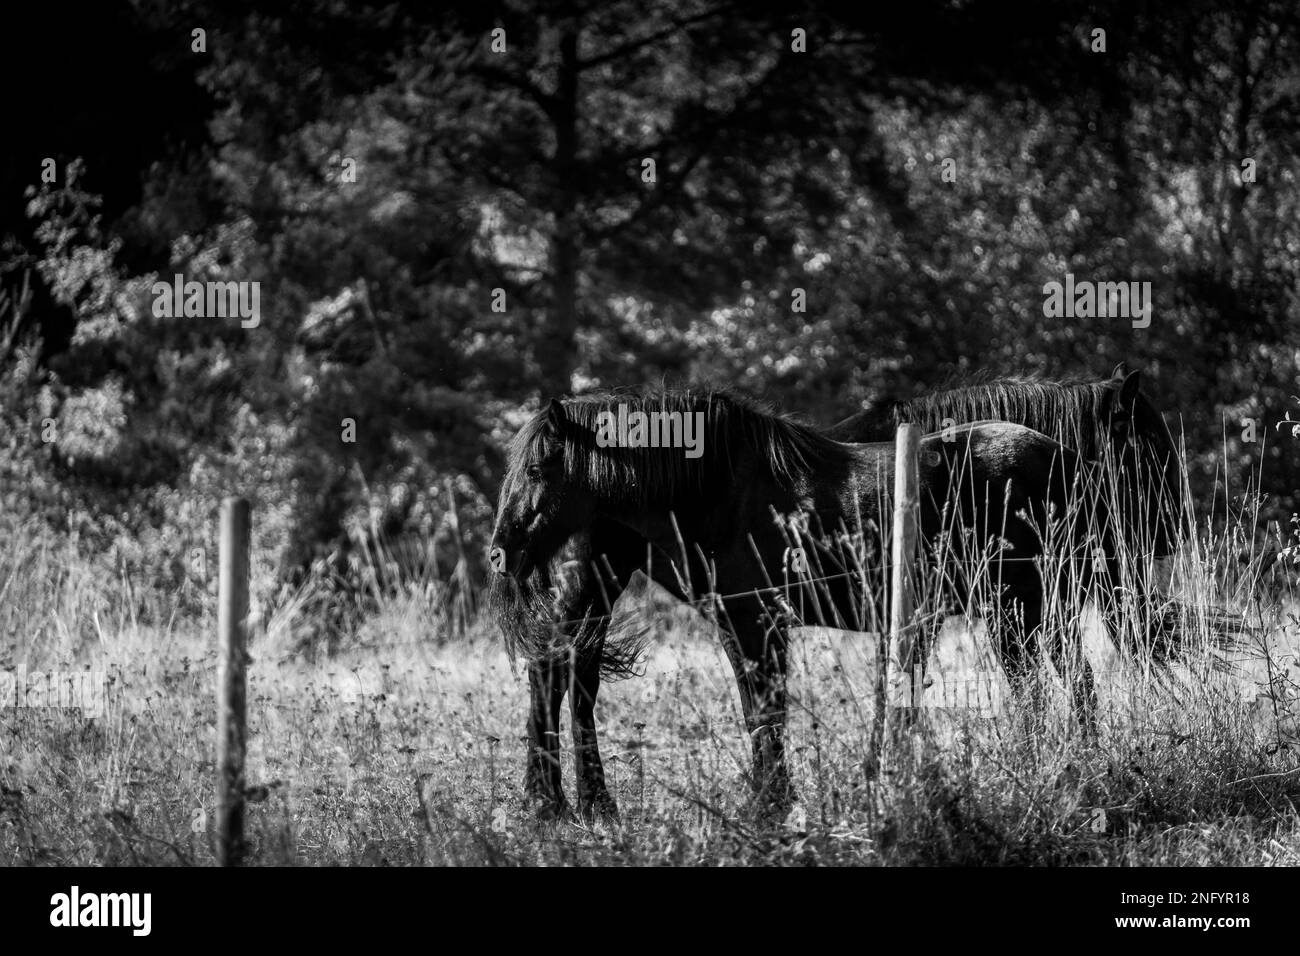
577,792,621,826
531,797,575,823
747,781,798,823
524,783,575,823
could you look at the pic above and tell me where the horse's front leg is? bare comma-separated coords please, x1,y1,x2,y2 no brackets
565,518,658,823
570,633,619,823
1045,617,1098,740
524,657,572,821
994,590,1051,734
721,607,797,818
1012,585,1099,741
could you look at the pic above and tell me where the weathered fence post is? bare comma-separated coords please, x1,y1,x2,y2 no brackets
216,496,250,866
867,424,922,775
888,424,922,714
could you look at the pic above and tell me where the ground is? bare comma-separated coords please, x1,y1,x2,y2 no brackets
3,580,1298,866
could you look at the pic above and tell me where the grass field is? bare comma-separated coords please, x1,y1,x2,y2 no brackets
3,529,1300,865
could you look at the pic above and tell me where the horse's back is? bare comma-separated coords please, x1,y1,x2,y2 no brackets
933,420,1077,472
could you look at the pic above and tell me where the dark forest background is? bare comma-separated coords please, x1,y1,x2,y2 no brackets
2,0,1298,623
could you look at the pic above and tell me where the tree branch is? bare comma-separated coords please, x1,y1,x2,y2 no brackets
468,63,559,120
577,4,733,72
586,57,788,240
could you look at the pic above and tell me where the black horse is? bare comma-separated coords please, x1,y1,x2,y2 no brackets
490,388,1138,814
489,367,1181,821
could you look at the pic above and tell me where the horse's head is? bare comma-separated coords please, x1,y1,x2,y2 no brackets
1103,363,1184,553
490,398,596,582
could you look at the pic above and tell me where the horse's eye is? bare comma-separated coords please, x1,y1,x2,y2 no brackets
526,464,544,481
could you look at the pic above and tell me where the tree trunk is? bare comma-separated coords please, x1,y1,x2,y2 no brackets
541,24,581,395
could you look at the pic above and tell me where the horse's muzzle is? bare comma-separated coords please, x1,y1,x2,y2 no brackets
487,542,534,580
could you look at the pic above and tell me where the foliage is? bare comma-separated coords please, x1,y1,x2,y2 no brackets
3,1,1300,638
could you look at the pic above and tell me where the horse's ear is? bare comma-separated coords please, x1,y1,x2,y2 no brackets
1111,361,1128,379
544,398,567,433
1113,369,1143,417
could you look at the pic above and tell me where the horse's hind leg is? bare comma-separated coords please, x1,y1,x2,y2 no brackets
524,657,572,821
570,635,619,823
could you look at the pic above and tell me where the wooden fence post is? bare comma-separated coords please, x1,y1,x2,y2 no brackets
217,496,250,866
888,425,922,715
867,424,922,775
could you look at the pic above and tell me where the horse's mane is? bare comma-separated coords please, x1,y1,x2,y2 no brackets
830,372,1136,456
894,375,1118,455
509,387,857,507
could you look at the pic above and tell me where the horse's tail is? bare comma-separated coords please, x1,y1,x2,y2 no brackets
599,610,653,681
